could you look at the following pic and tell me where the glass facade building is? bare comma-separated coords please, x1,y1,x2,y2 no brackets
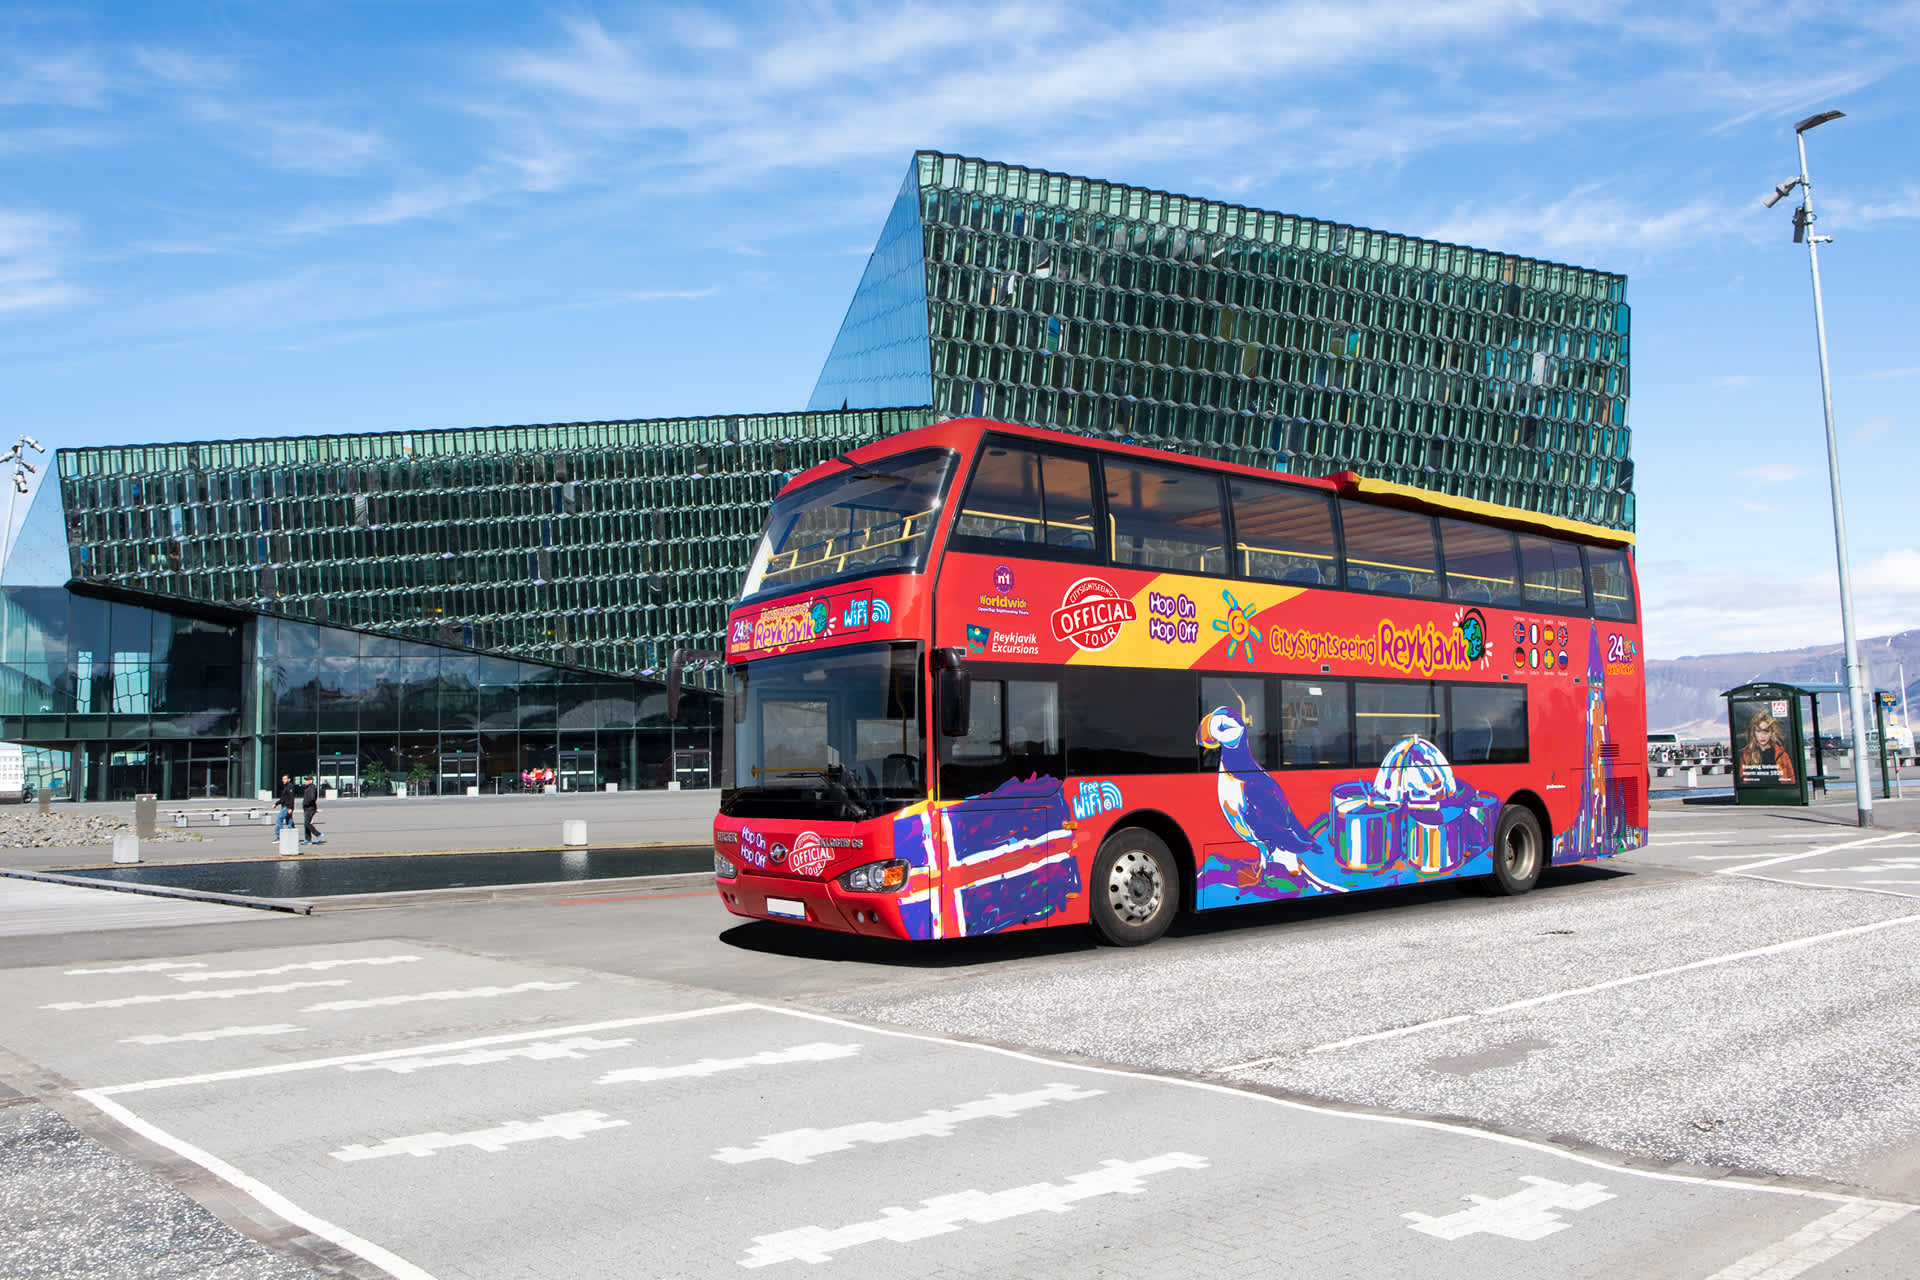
57,408,933,676
8,149,1632,799
815,151,1633,529
0,586,721,802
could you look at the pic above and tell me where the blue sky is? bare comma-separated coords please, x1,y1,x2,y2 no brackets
2,2,1916,663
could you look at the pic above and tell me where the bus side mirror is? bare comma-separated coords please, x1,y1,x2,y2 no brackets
934,647,971,737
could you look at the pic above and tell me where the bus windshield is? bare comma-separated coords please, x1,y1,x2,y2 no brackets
740,448,956,600
722,642,924,820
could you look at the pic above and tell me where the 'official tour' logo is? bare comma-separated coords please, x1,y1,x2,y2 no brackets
1051,576,1136,651
787,832,834,878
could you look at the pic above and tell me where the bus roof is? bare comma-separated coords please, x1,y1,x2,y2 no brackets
793,416,1634,549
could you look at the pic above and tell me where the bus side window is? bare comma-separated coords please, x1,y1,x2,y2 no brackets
1339,501,1441,599
939,675,1062,798
1438,519,1521,606
1279,679,1352,768
1230,479,1337,587
1064,668,1202,776
952,443,1098,556
1353,681,1446,765
1105,459,1227,574
1518,534,1587,612
953,447,1040,546
1449,685,1528,764
1201,675,1273,769
1584,545,1637,622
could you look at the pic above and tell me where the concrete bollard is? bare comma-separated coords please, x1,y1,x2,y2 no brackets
37,790,49,814
604,782,618,792
1684,766,1699,788
465,785,479,796
562,819,587,847
543,783,557,794
668,779,682,792
135,794,157,840
278,827,300,857
112,834,140,864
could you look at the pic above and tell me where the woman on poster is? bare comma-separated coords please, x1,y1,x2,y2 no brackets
1739,709,1796,785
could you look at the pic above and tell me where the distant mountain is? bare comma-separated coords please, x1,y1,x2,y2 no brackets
1647,628,1920,741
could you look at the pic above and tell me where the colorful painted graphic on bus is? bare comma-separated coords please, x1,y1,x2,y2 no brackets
1194,710,1501,906
891,776,1082,939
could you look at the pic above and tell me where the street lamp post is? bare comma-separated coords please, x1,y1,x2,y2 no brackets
1763,109,1873,826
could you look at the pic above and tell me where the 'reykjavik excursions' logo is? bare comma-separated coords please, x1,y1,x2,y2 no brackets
1050,576,1136,651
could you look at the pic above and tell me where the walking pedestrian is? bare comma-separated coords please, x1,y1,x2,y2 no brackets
301,776,325,845
275,774,296,843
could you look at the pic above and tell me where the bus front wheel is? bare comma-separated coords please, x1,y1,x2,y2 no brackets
1485,805,1545,896
1087,828,1178,946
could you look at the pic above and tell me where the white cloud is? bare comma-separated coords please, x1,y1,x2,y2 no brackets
1641,547,1920,659
1735,463,1806,485
131,46,235,89
0,209,80,312
1735,498,1783,513
1863,366,1920,380
1713,374,1754,389
1855,415,1893,442
0,49,111,108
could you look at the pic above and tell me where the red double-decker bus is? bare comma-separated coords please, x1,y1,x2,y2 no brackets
713,418,1646,945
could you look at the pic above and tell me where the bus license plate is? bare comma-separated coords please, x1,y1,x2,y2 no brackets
765,897,807,919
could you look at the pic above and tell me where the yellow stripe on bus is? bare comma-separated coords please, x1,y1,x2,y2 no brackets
1348,477,1635,547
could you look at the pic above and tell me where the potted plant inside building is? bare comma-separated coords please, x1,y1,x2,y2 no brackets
407,760,435,797
361,758,392,797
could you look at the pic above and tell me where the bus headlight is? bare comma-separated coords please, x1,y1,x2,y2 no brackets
714,852,738,879
839,859,909,893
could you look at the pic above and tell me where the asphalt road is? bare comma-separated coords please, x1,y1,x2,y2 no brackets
2,796,1918,1279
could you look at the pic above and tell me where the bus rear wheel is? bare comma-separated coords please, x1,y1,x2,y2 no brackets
1485,804,1545,896
1087,828,1178,946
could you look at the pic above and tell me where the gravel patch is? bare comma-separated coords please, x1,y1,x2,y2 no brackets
0,1100,314,1280
0,810,204,851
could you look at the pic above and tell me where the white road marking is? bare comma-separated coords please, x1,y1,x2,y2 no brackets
93,1005,752,1096
122,1024,303,1045
1643,840,1733,847
737,1153,1209,1267
1260,911,1920,1060
43,980,350,1011
300,981,575,1011
1700,1201,1914,1279
1770,833,1835,840
1404,1176,1615,1241
72,1000,1918,1280
170,955,420,982
713,1082,1105,1165
77,1089,442,1280
343,1035,634,1074
66,961,208,975
1689,854,1779,862
330,1110,626,1162
1719,832,1905,875
598,1041,859,1085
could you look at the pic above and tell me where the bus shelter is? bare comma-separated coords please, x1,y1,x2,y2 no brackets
1724,680,1896,805
1724,683,1811,805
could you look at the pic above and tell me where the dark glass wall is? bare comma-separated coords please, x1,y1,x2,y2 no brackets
0,586,719,801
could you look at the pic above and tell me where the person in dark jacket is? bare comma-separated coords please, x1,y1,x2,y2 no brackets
275,775,296,843
301,777,325,845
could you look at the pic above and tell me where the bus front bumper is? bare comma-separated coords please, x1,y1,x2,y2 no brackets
715,869,915,940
